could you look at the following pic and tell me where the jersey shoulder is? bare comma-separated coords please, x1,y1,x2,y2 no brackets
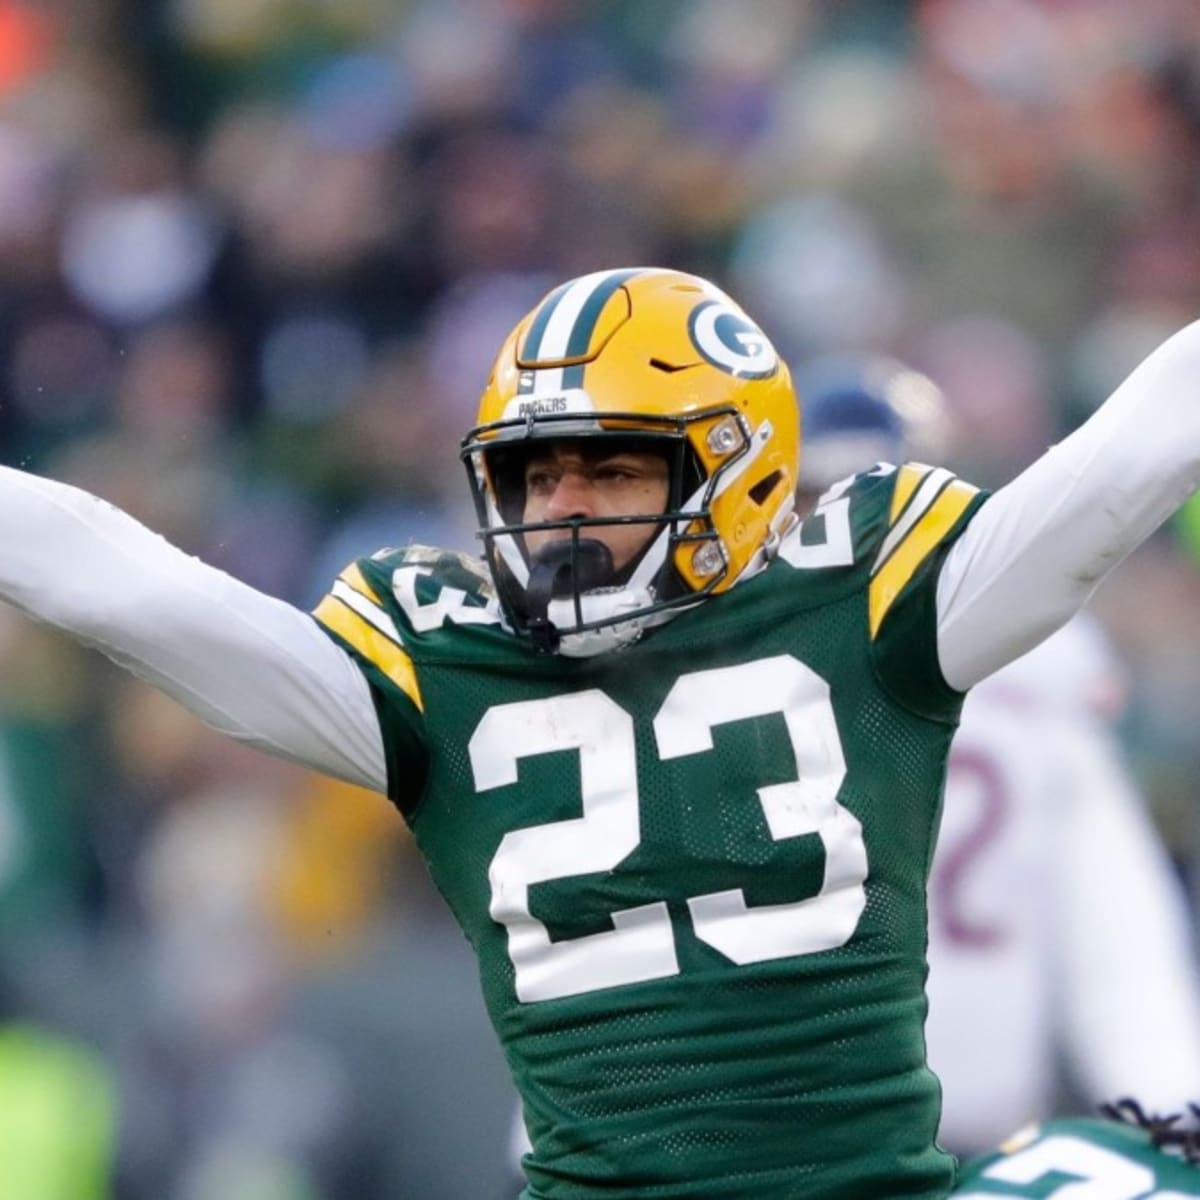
784,461,986,633
313,543,501,688
954,1117,1200,1196
310,544,504,814
314,542,501,652
776,462,986,721
357,543,498,623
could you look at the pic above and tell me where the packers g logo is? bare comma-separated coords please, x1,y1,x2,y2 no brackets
688,299,778,379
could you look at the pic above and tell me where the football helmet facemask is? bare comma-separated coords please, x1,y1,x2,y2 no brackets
460,267,799,656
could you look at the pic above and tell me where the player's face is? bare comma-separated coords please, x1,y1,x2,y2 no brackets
521,442,671,572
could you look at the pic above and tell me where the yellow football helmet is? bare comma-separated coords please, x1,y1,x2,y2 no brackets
460,267,799,654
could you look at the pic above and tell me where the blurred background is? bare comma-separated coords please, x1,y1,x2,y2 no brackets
2,0,1200,1196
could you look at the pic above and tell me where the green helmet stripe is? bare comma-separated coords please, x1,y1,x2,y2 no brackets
519,279,576,362
521,268,649,372
560,268,644,386
562,268,643,359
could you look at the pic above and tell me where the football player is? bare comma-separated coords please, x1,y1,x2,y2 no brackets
795,357,1200,1156
952,1099,1200,1197
2,267,1200,1199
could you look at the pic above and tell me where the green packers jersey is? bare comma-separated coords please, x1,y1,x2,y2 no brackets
953,1118,1200,1197
314,463,986,1200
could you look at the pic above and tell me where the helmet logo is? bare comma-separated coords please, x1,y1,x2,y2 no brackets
688,300,778,379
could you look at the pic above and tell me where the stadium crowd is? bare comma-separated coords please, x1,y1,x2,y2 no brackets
1,0,1200,1195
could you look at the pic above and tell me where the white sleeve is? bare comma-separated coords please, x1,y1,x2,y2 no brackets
937,319,1200,690
1053,717,1200,1113
0,467,388,793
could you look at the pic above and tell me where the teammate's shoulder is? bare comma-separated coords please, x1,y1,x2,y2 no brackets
954,1107,1200,1195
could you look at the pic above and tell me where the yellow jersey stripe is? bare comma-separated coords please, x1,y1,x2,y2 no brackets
331,579,404,644
888,463,931,524
874,466,954,573
339,562,382,604
869,479,979,639
313,595,424,711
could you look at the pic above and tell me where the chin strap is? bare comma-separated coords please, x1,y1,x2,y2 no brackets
525,540,616,652
523,537,679,657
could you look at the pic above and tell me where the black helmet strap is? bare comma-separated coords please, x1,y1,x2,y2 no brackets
524,538,616,652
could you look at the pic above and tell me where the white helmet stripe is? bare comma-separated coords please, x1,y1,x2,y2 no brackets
526,269,628,359
521,268,663,394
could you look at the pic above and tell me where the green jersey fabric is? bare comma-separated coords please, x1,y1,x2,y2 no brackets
953,1117,1200,1197
314,463,987,1199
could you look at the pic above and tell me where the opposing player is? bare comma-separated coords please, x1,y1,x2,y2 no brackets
795,357,1200,1155
2,268,1200,1198
952,1100,1200,1197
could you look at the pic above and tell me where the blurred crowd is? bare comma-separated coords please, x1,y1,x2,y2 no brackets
3,0,1200,1196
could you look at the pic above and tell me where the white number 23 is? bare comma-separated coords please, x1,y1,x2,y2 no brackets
469,656,868,1003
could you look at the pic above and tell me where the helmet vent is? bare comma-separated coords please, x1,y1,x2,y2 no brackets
649,358,694,374
749,470,783,506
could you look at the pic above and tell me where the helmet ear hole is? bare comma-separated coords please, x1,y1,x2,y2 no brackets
749,470,784,507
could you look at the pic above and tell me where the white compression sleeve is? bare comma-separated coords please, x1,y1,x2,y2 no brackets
0,467,388,793
937,319,1200,691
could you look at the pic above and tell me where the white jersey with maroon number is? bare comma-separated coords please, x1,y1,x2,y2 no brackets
926,617,1200,1154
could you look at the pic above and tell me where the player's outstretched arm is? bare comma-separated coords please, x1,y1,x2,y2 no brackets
0,466,387,792
936,319,1200,690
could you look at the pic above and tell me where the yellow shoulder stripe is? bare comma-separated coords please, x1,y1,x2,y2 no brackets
869,479,979,639
313,595,424,712
339,562,383,604
889,463,931,523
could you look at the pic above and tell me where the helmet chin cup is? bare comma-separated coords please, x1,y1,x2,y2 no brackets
525,539,616,651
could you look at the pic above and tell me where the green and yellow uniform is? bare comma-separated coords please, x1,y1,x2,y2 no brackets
314,462,986,1199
